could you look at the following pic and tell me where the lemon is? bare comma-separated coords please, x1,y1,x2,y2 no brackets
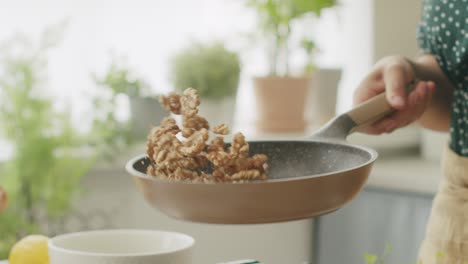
9,235,49,264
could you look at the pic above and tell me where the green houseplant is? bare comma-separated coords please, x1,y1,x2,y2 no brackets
170,42,241,128
94,57,166,140
246,0,337,132
0,26,94,258
247,0,335,76
0,25,135,259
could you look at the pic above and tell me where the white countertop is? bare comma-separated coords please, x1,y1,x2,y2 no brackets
368,154,441,195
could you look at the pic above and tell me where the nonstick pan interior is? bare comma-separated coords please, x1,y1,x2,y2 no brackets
246,141,375,180
131,140,376,182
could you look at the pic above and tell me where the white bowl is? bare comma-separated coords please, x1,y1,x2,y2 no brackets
48,229,194,264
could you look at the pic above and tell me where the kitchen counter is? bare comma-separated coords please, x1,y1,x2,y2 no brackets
369,154,441,195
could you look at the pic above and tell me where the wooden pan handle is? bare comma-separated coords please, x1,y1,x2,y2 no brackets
346,80,419,130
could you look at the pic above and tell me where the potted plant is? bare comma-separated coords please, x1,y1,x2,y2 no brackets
94,57,166,141
246,0,337,132
170,42,241,128
0,26,94,258
0,25,138,259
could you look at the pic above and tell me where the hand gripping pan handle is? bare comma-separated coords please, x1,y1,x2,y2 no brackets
312,80,419,141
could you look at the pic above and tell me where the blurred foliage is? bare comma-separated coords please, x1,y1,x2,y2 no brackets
364,254,379,264
0,23,95,258
301,39,317,74
0,25,138,258
364,243,391,264
170,42,240,100
86,93,133,161
94,56,150,98
246,0,336,75
90,57,149,159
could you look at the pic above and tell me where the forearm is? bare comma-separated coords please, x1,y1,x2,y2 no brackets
412,54,454,131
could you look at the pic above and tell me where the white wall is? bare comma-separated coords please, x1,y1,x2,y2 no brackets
374,0,422,60
336,0,375,113
0,0,342,132
337,0,423,113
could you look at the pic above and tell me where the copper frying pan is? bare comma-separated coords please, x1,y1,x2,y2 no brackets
126,90,402,224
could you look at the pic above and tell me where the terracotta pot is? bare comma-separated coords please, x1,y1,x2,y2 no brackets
254,76,311,132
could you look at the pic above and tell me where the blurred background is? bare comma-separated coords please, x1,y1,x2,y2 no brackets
0,0,449,263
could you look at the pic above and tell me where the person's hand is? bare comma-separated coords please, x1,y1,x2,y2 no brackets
0,186,7,213
353,56,436,134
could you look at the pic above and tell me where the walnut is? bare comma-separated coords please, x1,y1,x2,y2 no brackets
208,137,225,152
230,169,262,181
174,167,198,180
206,137,230,166
179,128,209,156
145,88,269,183
246,154,268,172
182,115,209,137
212,124,230,135
194,155,209,168
159,92,182,114
230,132,249,159
180,88,200,117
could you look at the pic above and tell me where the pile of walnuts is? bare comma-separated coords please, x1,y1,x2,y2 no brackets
146,88,268,183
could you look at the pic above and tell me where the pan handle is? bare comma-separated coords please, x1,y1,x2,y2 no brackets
347,91,396,131
347,80,418,131
311,80,419,140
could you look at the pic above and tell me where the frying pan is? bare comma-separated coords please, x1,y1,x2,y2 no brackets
126,88,407,224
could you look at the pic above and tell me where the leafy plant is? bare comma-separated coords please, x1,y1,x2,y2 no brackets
364,243,392,264
87,92,133,161
364,254,379,264
246,0,336,76
302,39,318,74
0,25,94,258
90,57,149,159
363,244,447,264
0,24,135,259
170,42,241,100
94,56,150,98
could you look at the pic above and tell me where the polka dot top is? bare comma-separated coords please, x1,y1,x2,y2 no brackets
417,0,468,156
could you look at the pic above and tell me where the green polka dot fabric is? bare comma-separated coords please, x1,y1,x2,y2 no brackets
417,0,468,156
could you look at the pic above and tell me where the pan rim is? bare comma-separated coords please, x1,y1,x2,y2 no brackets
125,140,378,185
